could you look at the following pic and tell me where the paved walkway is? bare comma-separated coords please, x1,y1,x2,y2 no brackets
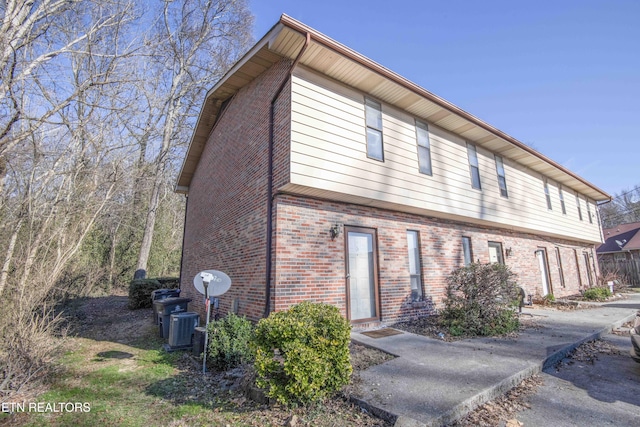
350,294,640,427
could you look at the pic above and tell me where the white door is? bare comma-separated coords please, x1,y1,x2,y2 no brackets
346,228,378,322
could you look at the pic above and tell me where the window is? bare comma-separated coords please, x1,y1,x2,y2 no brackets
406,231,423,301
467,143,481,190
586,200,593,224
576,194,583,220
462,236,473,266
488,242,504,264
558,185,566,215
574,249,583,288
583,252,593,286
555,247,565,287
415,120,432,175
494,155,508,197
365,98,384,161
544,179,552,210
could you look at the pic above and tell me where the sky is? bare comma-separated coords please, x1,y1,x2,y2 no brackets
249,0,639,198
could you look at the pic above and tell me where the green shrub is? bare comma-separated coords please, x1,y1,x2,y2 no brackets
127,277,179,309
206,313,254,371
252,301,352,406
583,287,612,301
441,263,520,337
128,279,162,309
156,277,180,288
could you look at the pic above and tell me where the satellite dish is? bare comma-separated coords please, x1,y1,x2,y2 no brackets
615,239,627,248
193,270,231,297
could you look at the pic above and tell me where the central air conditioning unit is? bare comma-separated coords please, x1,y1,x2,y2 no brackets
165,312,200,351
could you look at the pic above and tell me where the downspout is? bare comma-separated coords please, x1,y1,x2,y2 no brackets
178,194,189,292
264,32,311,318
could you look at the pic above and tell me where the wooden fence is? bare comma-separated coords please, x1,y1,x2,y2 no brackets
599,259,640,286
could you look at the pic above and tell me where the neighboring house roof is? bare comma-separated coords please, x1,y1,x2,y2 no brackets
176,14,611,204
597,222,640,254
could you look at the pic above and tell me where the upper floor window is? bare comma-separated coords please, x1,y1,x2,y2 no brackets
466,143,481,190
586,199,593,224
407,230,423,301
494,155,508,198
576,193,583,220
415,120,432,175
558,185,566,215
365,98,384,161
544,179,552,210
462,236,473,266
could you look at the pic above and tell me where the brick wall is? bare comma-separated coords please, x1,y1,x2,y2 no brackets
180,59,292,322
271,194,599,325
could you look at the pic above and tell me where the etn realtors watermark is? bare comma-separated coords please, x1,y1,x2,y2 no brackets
2,401,91,413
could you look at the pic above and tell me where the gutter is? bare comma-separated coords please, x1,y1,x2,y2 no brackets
263,31,311,318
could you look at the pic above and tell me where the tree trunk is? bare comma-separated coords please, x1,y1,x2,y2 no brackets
0,218,22,296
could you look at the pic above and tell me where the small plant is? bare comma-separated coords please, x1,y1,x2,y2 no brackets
207,312,254,371
583,287,612,301
441,263,520,337
544,293,555,303
252,301,352,406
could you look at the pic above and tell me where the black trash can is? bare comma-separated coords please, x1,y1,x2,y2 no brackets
154,297,191,338
151,289,181,324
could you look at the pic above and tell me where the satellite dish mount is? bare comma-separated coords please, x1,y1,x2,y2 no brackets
193,270,231,373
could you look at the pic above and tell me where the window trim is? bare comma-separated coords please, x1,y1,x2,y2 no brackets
488,241,504,265
494,155,508,198
364,97,384,162
576,193,583,221
415,119,432,176
544,179,552,210
555,247,565,287
406,230,423,301
558,185,566,215
586,199,593,224
466,143,482,190
462,236,473,266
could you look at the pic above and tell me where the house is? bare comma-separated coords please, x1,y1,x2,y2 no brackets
597,222,640,261
175,15,610,325
596,222,640,286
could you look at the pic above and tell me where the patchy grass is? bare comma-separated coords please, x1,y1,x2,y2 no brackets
1,296,390,427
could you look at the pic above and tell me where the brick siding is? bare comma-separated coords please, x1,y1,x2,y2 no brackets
180,59,292,321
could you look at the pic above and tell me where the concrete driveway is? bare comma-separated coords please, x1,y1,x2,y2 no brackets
516,331,640,426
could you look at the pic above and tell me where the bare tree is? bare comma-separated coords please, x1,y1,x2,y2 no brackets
599,185,640,229
133,0,253,277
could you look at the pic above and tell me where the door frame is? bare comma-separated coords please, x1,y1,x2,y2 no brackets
344,226,380,323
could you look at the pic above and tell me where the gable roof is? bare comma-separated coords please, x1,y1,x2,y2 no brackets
597,222,640,254
176,14,611,203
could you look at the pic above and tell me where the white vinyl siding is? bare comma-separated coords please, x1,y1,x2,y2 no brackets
559,185,566,215
288,67,603,243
